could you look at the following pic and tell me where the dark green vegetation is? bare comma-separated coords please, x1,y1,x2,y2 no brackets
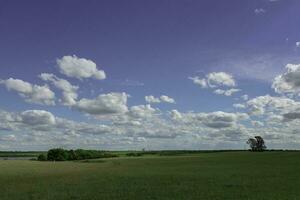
1,151,300,200
247,136,267,151
38,148,118,161
0,151,43,158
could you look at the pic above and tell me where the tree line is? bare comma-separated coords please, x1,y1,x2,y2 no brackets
37,136,267,161
37,148,117,161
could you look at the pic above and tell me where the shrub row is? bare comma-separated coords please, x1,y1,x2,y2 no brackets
38,148,117,161
126,152,143,157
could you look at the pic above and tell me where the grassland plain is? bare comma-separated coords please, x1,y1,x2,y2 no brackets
0,151,300,200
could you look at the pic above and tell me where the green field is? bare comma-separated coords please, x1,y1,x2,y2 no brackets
0,151,300,200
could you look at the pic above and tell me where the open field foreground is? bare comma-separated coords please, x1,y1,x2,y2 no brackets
0,151,300,200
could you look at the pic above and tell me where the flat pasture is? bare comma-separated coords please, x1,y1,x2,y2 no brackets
0,151,299,200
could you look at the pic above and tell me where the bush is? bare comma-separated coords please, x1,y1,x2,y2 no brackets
47,148,68,161
126,152,143,157
37,154,47,161
42,148,117,161
68,150,78,160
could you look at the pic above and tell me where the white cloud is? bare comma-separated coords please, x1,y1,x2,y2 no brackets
199,112,248,129
272,64,300,95
21,110,56,126
0,134,17,142
188,77,207,88
206,72,236,87
160,95,175,103
57,55,106,80
216,127,248,142
282,108,300,121
75,92,128,115
241,94,249,101
0,78,32,93
2,104,300,150
5,56,300,149
171,110,248,129
145,95,161,103
296,42,300,47
0,78,55,105
145,95,175,104
40,73,79,106
251,120,264,127
0,109,56,132
254,8,266,15
214,88,241,96
233,103,245,109
190,72,236,89
1,109,116,135
246,95,299,116
169,109,183,120
128,104,158,119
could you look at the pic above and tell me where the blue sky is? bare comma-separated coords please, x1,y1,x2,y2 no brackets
1,0,300,150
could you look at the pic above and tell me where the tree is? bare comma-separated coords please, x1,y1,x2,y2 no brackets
68,150,78,160
247,136,266,151
37,154,47,161
47,148,68,161
247,138,257,151
254,136,266,151
38,148,118,161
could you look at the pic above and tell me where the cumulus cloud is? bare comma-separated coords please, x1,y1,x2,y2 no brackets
296,42,300,48
21,110,56,126
170,110,248,129
40,73,79,106
57,55,106,80
112,104,160,128
190,72,239,97
128,104,159,119
272,64,300,95
169,110,182,120
188,77,207,88
246,95,299,116
3,104,299,149
190,72,235,89
0,78,55,105
0,110,20,131
0,108,116,147
55,118,111,136
282,108,300,121
199,112,248,129
214,88,241,96
217,127,248,142
206,72,236,87
160,95,175,103
145,95,175,104
5,56,300,149
145,95,160,103
75,92,128,115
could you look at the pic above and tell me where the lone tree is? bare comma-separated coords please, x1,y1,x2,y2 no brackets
247,136,266,151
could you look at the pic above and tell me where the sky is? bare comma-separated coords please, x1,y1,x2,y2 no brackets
1,0,300,150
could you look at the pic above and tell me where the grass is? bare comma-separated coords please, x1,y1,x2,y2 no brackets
0,151,300,200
